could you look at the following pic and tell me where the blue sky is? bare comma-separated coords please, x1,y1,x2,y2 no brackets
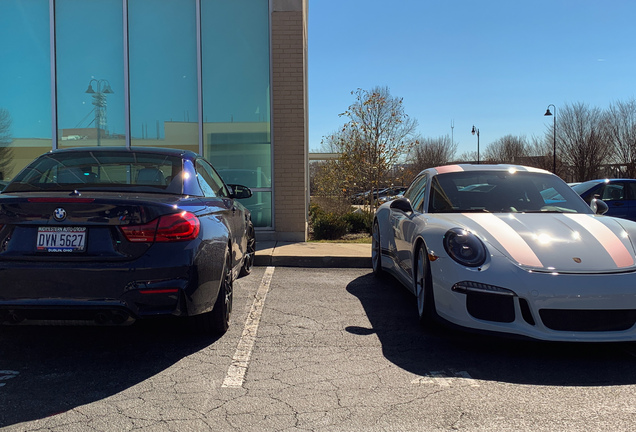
308,0,636,156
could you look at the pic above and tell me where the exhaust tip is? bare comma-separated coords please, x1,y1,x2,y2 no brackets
111,311,129,325
8,311,25,324
94,312,111,325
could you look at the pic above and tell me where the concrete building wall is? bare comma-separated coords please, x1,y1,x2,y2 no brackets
270,0,309,242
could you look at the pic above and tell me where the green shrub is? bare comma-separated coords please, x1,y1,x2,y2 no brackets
342,211,373,234
312,212,351,240
308,202,325,224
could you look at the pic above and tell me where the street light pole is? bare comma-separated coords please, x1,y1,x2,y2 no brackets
471,125,480,164
544,104,556,173
85,79,114,146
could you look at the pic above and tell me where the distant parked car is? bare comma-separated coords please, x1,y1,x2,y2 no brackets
571,179,636,221
377,187,407,204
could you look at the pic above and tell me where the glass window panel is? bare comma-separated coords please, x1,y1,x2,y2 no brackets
0,0,51,181
55,0,125,148
196,160,228,198
129,0,198,151
241,192,272,228
201,0,271,226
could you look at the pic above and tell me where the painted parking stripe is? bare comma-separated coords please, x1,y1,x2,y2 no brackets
564,214,634,268
463,213,543,267
222,266,275,388
412,370,480,387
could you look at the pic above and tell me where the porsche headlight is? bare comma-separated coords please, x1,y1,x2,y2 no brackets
443,228,487,267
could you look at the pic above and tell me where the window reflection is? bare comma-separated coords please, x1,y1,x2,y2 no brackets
1,0,274,228
129,0,198,152
241,192,273,227
201,0,272,227
56,0,125,148
0,0,51,180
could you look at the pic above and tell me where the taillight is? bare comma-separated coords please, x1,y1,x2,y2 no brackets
120,211,200,243
155,212,200,242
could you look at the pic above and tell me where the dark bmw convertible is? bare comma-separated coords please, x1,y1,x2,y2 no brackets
0,147,255,334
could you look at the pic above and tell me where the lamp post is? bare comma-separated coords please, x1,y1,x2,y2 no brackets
471,125,480,164
544,104,556,173
85,79,114,146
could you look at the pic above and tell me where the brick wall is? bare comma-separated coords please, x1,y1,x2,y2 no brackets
270,0,308,241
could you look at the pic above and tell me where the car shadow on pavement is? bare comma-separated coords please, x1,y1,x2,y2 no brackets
0,318,217,428
346,273,636,387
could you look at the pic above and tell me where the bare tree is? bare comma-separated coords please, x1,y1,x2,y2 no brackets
336,86,418,211
557,102,611,181
482,134,528,164
0,108,14,180
456,150,478,163
410,134,457,172
603,98,636,177
523,135,555,172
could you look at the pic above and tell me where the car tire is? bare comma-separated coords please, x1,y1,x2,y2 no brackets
239,222,255,278
190,248,233,335
372,220,383,276
414,243,435,325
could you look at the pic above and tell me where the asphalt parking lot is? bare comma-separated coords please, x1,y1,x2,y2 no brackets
2,267,636,431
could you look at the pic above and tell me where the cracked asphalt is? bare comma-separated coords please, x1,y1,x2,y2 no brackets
2,267,636,431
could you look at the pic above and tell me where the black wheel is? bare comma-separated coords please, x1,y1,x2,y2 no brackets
190,248,233,335
372,220,383,276
414,243,435,325
239,222,255,277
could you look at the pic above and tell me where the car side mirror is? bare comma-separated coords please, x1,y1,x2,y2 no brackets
390,197,414,213
228,184,253,199
590,198,608,215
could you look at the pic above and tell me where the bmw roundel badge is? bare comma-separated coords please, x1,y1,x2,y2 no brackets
53,207,67,222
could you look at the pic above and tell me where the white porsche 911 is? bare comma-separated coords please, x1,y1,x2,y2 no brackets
371,163,636,342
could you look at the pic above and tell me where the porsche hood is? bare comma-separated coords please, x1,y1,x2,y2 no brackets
452,213,636,273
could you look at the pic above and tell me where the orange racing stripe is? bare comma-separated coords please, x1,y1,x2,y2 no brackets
434,165,464,174
563,214,634,268
463,213,543,268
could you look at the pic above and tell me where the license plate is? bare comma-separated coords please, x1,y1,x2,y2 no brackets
37,227,87,252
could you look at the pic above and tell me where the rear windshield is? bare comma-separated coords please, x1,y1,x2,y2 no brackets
4,151,184,194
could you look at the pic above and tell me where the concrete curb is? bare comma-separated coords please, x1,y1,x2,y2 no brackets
255,241,372,268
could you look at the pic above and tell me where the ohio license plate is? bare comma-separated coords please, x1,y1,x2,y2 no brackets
37,227,87,252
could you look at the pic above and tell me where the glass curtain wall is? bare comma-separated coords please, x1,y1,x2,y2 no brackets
128,0,199,152
55,0,126,148
201,0,272,227
0,0,52,181
0,0,272,228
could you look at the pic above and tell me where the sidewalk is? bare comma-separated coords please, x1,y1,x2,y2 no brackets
255,241,371,268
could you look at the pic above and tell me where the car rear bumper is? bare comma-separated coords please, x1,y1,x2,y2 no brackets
0,246,221,325
0,271,191,325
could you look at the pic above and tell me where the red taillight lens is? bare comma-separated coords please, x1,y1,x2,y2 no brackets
155,211,200,242
120,211,200,243
120,219,159,242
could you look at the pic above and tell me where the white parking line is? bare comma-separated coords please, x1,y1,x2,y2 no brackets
222,266,275,388
411,370,480,387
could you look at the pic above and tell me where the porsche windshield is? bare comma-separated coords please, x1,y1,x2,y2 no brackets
428,171,592,214
3,151,184,194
